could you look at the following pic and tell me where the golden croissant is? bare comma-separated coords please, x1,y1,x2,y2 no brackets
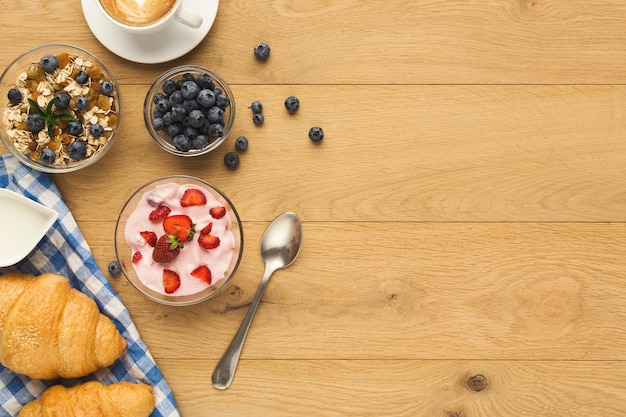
19,381,155,417
0,272,126,379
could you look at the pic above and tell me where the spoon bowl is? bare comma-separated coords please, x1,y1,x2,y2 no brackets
212,212,302,389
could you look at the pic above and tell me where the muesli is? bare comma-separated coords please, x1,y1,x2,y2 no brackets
3,52,118,166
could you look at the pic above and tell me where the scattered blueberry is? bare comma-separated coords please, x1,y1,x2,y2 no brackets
172,134,192,152
224,151,240,169
108,260,122,275
253,113,264,126
76,96,89,111
192,135,210,149
309,126,324,142
254,43,271,60
68,140,87,160
285,96,299,113
250,101,263,114
100,81,114,96
40,54,58,73
7,88,22,104
67,120,84,137
54,92,71,109
235,136,248,151
26,114,45,133
75,70,89,85
90,123,104,138
40,148,56,164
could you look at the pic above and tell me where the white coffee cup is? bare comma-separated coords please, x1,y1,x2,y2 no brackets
96,0,203,35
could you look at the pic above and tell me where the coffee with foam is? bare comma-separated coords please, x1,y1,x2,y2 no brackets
98,0,177,27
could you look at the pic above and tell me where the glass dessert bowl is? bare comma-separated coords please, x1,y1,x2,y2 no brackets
114,175,244,306
144,65,235,157
0,43,121,173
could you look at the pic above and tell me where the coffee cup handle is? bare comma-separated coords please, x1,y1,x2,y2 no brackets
175,5,203,29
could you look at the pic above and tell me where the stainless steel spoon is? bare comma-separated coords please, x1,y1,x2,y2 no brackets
212,212,303,389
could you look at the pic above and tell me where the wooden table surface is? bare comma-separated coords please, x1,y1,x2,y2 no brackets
2,1,626,415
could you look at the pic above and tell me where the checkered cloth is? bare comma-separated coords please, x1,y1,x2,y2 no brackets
0,154,180,417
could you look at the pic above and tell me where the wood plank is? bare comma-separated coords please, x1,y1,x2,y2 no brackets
27,84,626,223
4,1,626,84
158,359,626,417
81,221,626,362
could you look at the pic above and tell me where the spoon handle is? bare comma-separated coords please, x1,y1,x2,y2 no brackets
212,267,272,389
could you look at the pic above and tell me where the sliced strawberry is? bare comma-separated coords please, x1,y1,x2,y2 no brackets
163,214,195,242
190,265,212,284
140,230,157,247
198,234,220,250
152,234,182,264
132,251,143,263
163,269,181,294
180,188,207,207
199,222,213,235
149,205,171,221
209,206,226,219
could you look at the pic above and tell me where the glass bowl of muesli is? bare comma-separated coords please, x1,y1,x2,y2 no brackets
0,44,121,173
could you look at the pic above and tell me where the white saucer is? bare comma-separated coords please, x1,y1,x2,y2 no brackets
81,0,219,64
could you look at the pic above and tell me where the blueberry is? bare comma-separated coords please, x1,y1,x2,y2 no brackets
309,126,324,142
162,79,179,95
100,81,114,96
168,90,184,105
172,134,191,152
152,108,165,119
182,99,200,112
40,148,56,164
40,54,58,72
253,113,264,126
156,97,171,113
181,81,200,99
152,118,165,131
167,123,183,138
285,96,299,113
216,93,230,109
254,43,271,60
7,88,22,104
250,101,262,114
75,70,89,84
235,136,248,151
108,260,122,275
26,114,45,133
183,126,200,139
68,140,87,160
171,105,187,122
224,151,240,169
188,109,205,128
197,73,215,89
191,135,209,149
54,92,71,109
76,96,89,111
207,106,224,123
153,92,166,104
207,123,224,139
197,89,216,107
67,120,84,137
182,73,196,83
90,123,104,138
162,112,174,125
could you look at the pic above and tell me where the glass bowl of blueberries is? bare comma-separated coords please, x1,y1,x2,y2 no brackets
144,65,235,157
0,44,121,173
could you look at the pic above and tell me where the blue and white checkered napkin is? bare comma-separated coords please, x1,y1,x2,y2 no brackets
0,154,180,417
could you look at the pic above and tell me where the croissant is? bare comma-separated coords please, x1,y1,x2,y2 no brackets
0,272,126,379
19,381,155,417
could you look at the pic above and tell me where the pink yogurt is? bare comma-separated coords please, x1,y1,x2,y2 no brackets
124,182,236,296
